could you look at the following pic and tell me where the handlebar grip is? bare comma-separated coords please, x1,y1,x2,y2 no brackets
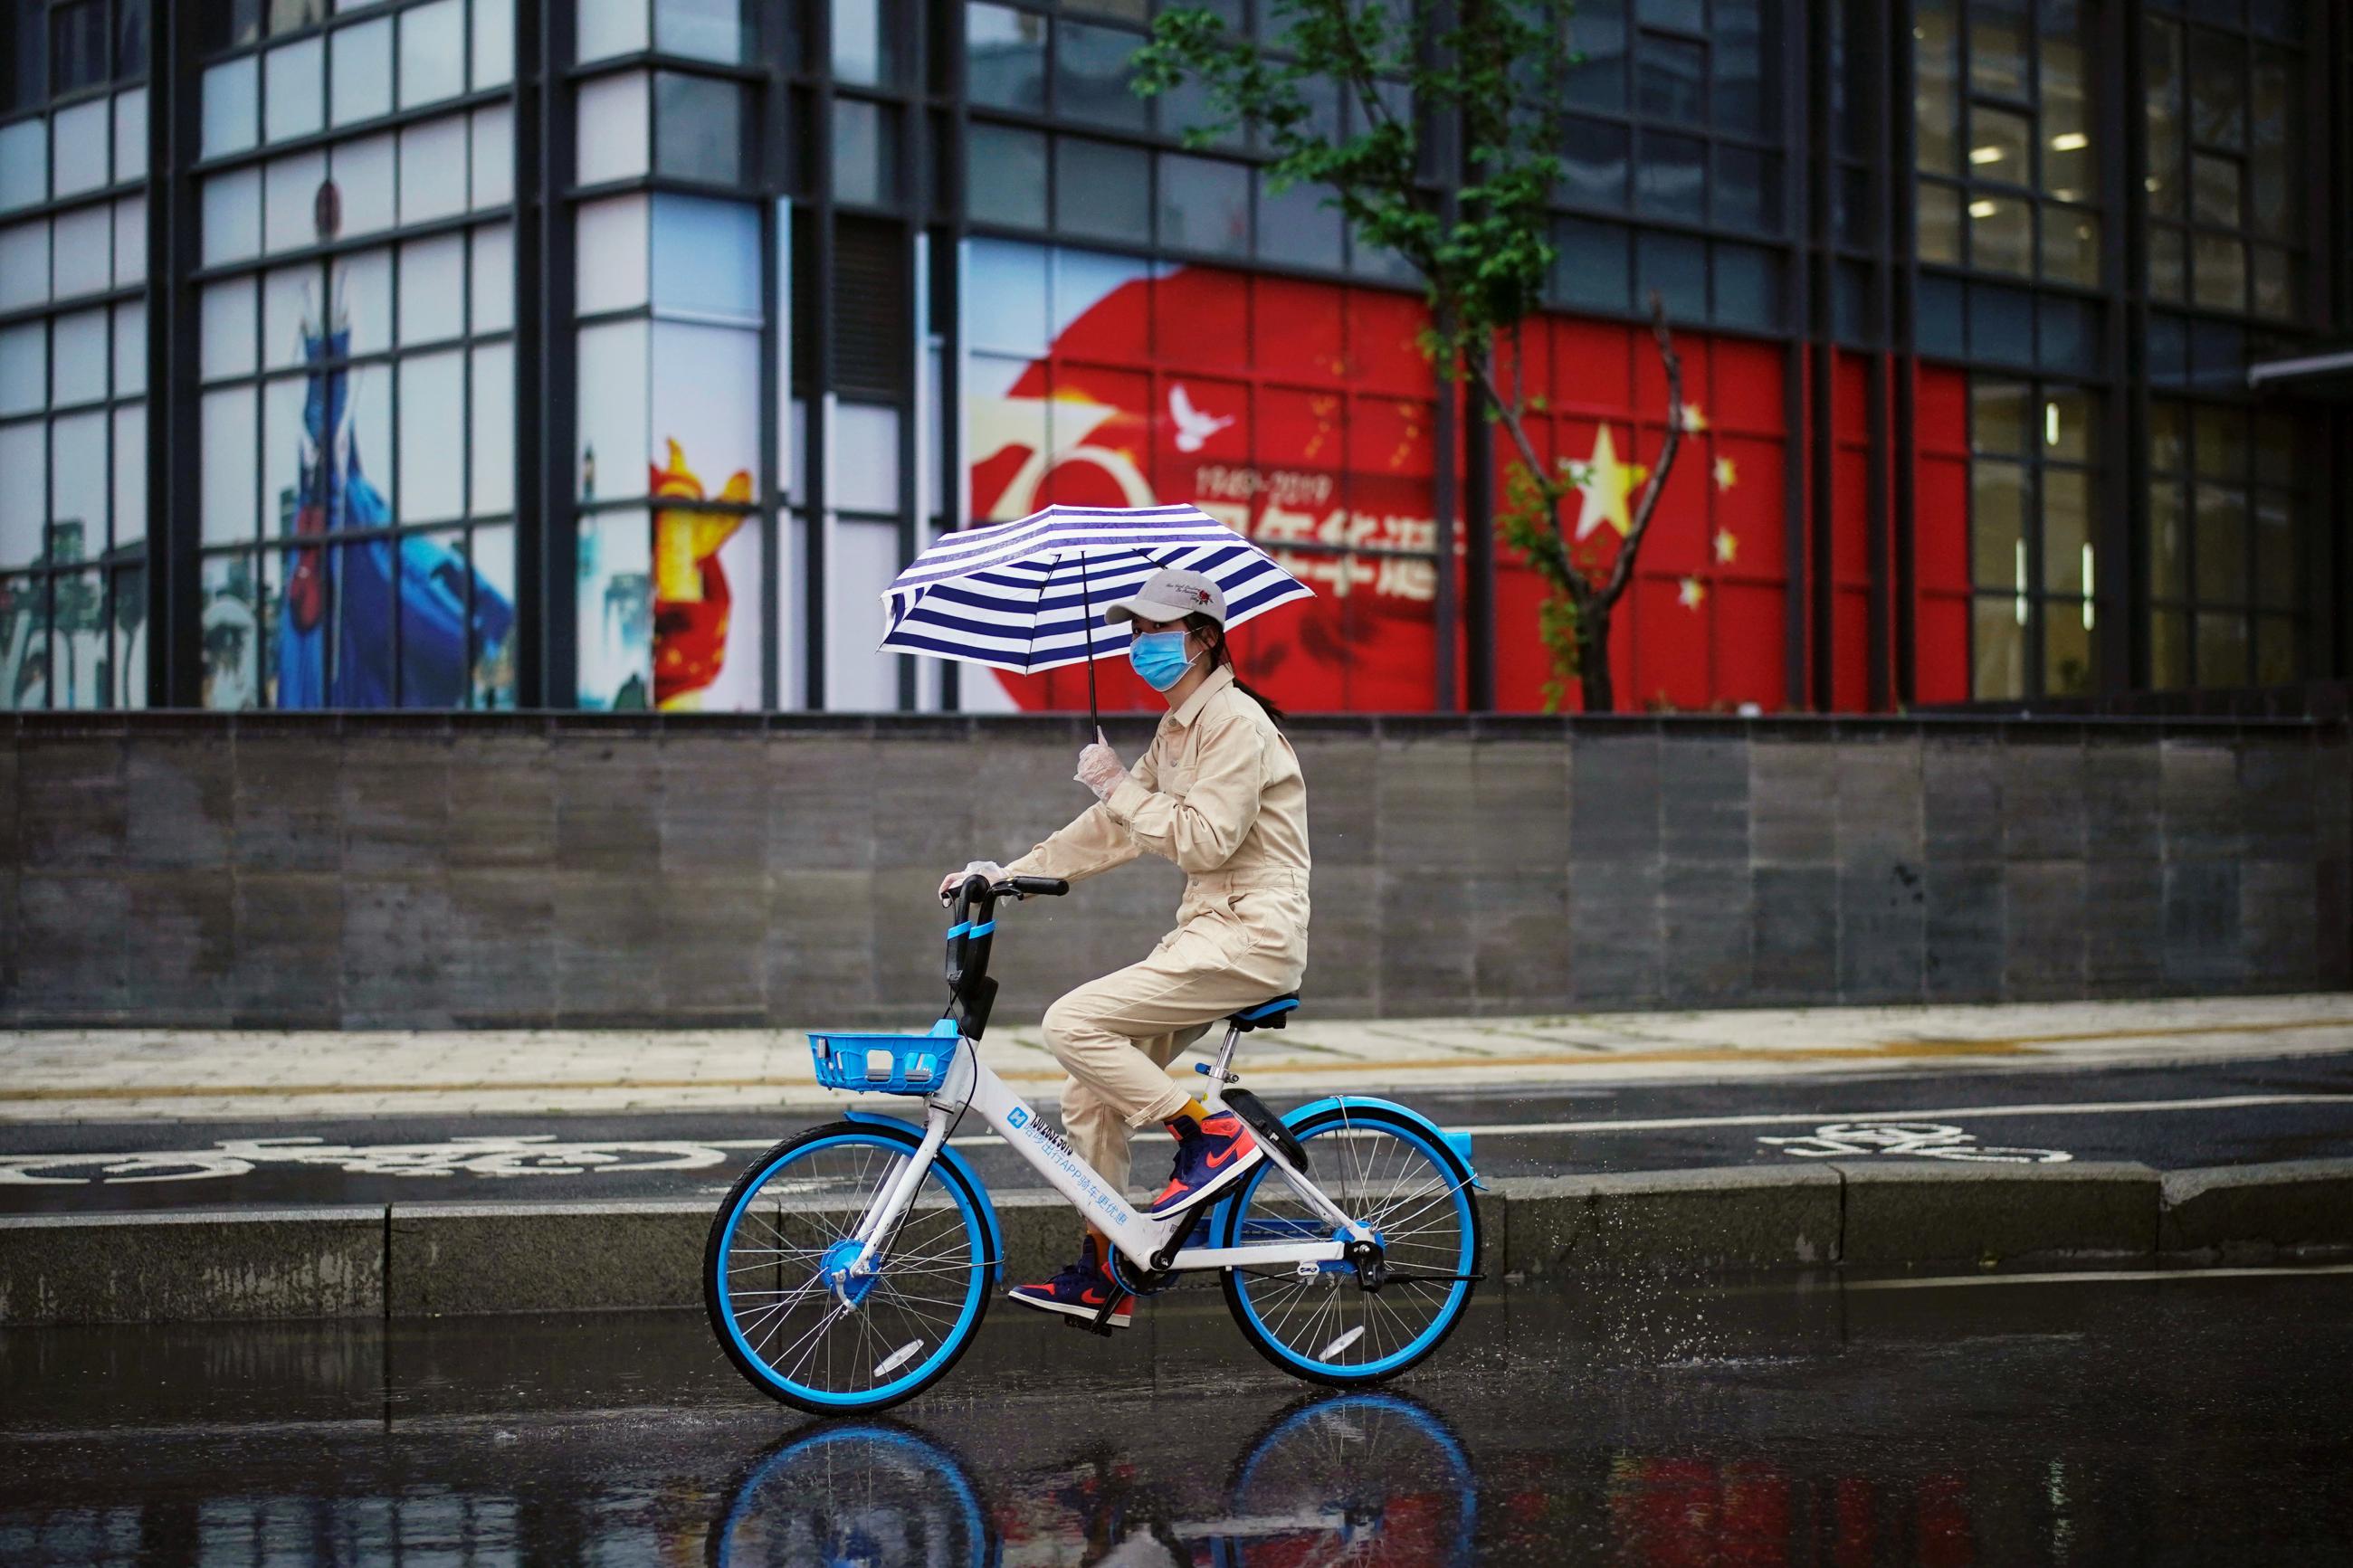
1006,876,1070,898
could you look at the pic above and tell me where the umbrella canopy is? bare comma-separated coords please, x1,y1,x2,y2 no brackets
879,505,1312,722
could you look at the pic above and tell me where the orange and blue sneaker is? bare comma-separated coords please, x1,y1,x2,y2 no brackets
1149,1110,1262,1216
1006,1238,1132,1328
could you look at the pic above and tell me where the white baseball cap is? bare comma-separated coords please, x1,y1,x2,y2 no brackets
1104,566,1226,627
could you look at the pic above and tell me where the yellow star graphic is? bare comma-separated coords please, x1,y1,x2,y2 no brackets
1713,529,1739,565
1572,425,1649,540
1713,456,1738,490
1681,402,1710,433
1677,576,1707,610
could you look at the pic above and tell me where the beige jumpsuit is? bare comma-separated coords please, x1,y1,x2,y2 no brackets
1005,665,1312,1198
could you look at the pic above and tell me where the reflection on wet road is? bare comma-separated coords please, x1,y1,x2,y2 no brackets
5,1273,2350,1564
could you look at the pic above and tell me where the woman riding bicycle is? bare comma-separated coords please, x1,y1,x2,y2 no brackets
938,566,1310,1329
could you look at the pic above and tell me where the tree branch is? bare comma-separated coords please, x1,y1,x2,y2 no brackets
1596,292,1682,612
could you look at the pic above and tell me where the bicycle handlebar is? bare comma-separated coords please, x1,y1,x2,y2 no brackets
941,876,1067,1041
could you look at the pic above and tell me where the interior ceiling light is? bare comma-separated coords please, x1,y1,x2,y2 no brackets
1970,145,2005,164
2051,131,2090,150
1969,200,1998,217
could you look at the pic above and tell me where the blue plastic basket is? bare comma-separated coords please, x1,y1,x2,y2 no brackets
809,1020,959,1096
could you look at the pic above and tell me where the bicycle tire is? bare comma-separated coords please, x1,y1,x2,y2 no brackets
705,1121,994,1414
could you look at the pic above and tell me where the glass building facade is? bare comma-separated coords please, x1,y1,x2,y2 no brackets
0,0,2345,714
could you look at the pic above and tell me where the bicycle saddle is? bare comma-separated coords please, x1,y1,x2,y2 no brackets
1225,993,1300,1031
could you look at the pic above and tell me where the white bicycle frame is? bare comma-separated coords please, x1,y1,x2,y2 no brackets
843,1031,1374,1285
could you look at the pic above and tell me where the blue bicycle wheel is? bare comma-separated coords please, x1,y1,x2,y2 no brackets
1218,1105,1481,1385
704,1123,993,1413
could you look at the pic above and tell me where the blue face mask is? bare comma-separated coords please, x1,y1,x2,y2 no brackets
1129,629,1199,692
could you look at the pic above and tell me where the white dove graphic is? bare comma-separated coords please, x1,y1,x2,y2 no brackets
1168,384,1236,452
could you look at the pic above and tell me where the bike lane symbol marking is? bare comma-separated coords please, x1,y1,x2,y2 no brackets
1758,1121,2072,1164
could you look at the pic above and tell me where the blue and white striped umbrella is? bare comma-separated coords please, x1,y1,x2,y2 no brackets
879,504,1314,678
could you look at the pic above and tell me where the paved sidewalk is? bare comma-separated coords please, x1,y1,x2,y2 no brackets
3,993,2349,1123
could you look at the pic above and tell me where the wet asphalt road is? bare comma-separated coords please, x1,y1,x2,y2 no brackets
3,1049,2348,1214
4,1270,2350,1564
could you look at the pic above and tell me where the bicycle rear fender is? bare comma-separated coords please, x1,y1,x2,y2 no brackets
843,1109,1007,1285
1279,1096,1483,1190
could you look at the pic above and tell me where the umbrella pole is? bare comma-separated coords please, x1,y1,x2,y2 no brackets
1080,552,1100,735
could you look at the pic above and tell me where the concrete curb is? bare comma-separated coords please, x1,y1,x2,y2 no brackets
5,1158,2350,1326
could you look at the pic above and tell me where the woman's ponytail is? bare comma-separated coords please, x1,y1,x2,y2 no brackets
1186,613,1286,725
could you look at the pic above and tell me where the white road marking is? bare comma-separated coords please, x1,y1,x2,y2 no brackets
1396,1091,2353,1140
1838,1262,2353,1291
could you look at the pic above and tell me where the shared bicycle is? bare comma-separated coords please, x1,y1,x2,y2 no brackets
703,874,1485,1413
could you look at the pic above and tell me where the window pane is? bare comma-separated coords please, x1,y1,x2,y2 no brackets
2191,233,2244,312
1713,0,1765,134
2249,45,2297,239
1561,117,1629,211
397,0,466,109
1157,153,1248,257
475,0,516,86
472,222,515,332
831,97,894,204
263,149,326,254
1968,0,2028,98
655,0,746,63
472,104,513,209
1635,33,1705,123
1059,138,1151,246
832,401,900,514
398,233,465,344
2250,245,2293,319
0,322,40,413
52,98,109,199
203,279,259,381
111,299,143,396
2189,32,2246,147
471,343,515,515
2147,24,2187,215
2193,482,2245,603
118,3,149,78
332,133,396,236
655,71,744,184
2040,43,2091,198
398,350,465,522
1967,105,2031,186
1915,0,1958,173
2043,388,2096,463
203,386,260,545
1568,0,1626,111
50,0,106,94
398,115,469,224
1635,230,1705,321
0,120,43,212
579,0,651,62
264,37,325,144
2043,600,2092,695
2148,480,2186,601
1634,131,1703,222
2190,154,2241,228
576,318,650,502
2040,207,2099,287
51,411,106,550
2194,611,2245,686
1710,242,1779,329
2253,490,2294,609
1971,380,2028,453
113,86,147,183
471,524,516,706
968,4,1044,111
1918,184,1962,264
967,124,1045,228
2148,225,2186,302
1968,195,2031,276
1553,217,1631,312
1971,459,2025,590
831,0,896,87
576,71,651,185
203,57,261,158
2253,614,2298,684
651,195,761,321
2043,469,2091,594
1056,20,1146,130
0,423,44,567
2149,606,2188,688
52,309,105,405
576,508,653,708
1972,594,2024,698
112,404,144,546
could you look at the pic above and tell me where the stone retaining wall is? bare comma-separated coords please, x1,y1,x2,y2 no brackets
3,711,2346,1026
